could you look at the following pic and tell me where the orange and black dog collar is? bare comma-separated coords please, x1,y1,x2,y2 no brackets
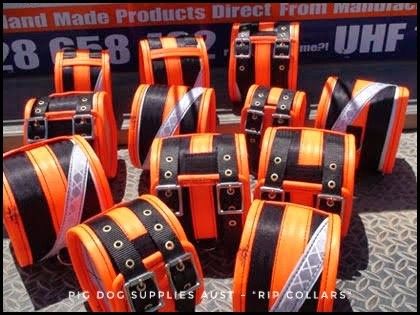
255,127,356,236
240,84,307,174
54,48,113,101
139,35,210,88
228,22,300,112
233,199,341,312
3,136,113,267
315,77,409,174
66,194,204,312
23,91,118,178
149,133,251,253
128,84,216,170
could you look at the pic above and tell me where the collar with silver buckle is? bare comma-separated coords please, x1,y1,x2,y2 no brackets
216,182,244,215
72,113,94,140
260,186,285,201
156,184,184,217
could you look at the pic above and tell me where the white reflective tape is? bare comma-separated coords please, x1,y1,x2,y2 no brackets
270,218,329,312
193,68,203,88
94,69,104,92
42,143,89,260
142,87,205,169
331,82,397,132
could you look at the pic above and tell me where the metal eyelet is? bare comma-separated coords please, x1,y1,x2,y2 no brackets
268,192,277,200
165,190,173,198
274,157,282,164
252,114,258,120
281,26,287,31
125,259,135,269
279,65,285,71
33,136,40,140
223,154,231,161
258,93,264,98
35,108,42,114
165,241,175,250
164,171,172,179
166,156,173,163
228,205,237,211
38,100,45,105
250,138,256,144
228,220,237,227
328,180,336,189
283,95,289,100
143,209,152,216
326,199,335,207
270,173,279,182
225,169,232,177
176,261,185,272
227,187,235,195
154,223,163,231
81,133,87,137
80,105,87,111
102,225,111,233
280,104,286,110
184,283,192,290
113,240,123,249
254,101,261,106
329,163,337,170
239,65,245,71
81,97,88,102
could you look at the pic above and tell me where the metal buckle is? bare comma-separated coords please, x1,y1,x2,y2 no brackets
72,114,94,140
216,182,244,215
123,271,163,312
272,39,290,59
156,184,183,217
260,186,285,201
26,117,48,143
165,253,201,299
272,113,291,125
234,37,251,58
316,193,344,215
245,109,264,136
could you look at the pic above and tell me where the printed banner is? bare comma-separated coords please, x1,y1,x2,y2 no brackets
2,3,418,76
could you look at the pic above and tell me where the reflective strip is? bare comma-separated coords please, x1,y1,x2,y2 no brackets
143,87,204,169
93,69,104,92
331,82,397,132
42,143,89,259
270,218,329,312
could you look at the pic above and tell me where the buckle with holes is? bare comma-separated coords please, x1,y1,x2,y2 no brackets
26,117,48,143
272,39,290,59
123,271,163,312
165,253,201,299
216,182,244,215
72,114,94,140
156,184,183,217
234,37,251,58
316,193,344,214
260,186,285,201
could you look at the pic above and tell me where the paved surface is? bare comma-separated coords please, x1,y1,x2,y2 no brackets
3,131,417,312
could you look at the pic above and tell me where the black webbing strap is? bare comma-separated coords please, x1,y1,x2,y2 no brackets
272,89,295,127
73,94,94,138
317,133,345,214
271,23,291,88
179,88,200,134
62,47,76,59
235,23,257,103
138,85,170,165
261,129,295,201
326,78,355,129
89,66,101,90
176,36,201,87
127,198,199,312
359,85,396,170
245,203,285,312
147,37,168,85
214,135,243,254
244,86,270,174
61,48,76,90
3,151,58,261
87,215,161,312
27,97,50,141
89,49,102,59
